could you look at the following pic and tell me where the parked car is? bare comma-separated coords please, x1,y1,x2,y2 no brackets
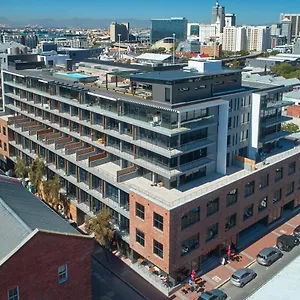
293,225,300,239
276,234,299,252
256,247,282,266
230,268,256,287
198,289,227,300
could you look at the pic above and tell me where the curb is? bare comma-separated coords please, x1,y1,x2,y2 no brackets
92,254,148,300
214,258,257,289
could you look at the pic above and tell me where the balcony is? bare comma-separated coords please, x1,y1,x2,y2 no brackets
260,131,290,144
261,115,293,128
261,100,294,110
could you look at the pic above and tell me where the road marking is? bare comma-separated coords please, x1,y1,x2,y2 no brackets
241,251,254,260
280,229,287,234
212,276,222,283
286,222,296,228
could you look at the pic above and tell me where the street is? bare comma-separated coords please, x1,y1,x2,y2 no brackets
220,242,300,299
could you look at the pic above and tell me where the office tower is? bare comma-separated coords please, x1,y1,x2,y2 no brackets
294,38,300,54
280,13,300,40
247,26,271,52
212,1,225,32
225,13,236,27
281,18,292,44
270,24,282,36
221,26,247,52
110,22,130,43
1,54,299,287
199,24,218,41
151,18,187,44
187,23,200,37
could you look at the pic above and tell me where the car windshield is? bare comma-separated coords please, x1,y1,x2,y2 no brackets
232,274,240,280
257,254,265,258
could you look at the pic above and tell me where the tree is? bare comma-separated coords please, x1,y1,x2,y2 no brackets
230,60,240,69
14,156,29,178
281,123,299,133
29,157,45,194
43,174,61,207
85,208,114,246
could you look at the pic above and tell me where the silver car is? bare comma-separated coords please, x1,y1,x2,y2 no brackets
256,247,282,266
230,268,256,288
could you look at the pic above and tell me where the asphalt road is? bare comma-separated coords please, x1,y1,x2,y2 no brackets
220,243,300,299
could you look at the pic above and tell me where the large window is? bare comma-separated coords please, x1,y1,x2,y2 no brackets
243,204,253,221
286,182,294,196
258,196,268,212
136,229,145,247
207,198,219,216
225,213,237,231
226,189,238,206
259,174,269,189
275,167,283,182
153,240,163,258
206,223,218,242
181,234,200,256
288,161,296,175
181,207,200,229
245,181,255,197
8,287,19,300
58,264,68,284
136,202,145,220
273,188,282,203
153,212,163,231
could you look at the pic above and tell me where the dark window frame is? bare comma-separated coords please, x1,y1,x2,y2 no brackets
136,228,145,247
136,202,145,220
153,212,164,231
153,240,163,258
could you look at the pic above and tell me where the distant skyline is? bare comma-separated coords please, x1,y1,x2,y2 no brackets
0,0,299,26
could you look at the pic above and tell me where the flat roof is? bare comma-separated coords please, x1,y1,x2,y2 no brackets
247,254,300,300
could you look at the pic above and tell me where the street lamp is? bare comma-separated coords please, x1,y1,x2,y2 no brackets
172,33,176,64
118,33,121,61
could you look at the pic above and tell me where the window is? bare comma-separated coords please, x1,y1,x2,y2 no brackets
153,212,163,231
181,233,199,256
4,143,7,151
136,229,145,247
165,88,170,102
178,87,190,92
227,135,231,147
206,223,218,242
275,167,283,182
288,161,296,175
286,182,294,196
228,117,232,128
207,198,219,216
258,196,268,212
259,174,269,189
136,202,145,220
226,189,238,206
245,181,255,197
0,140,2,148
181,207,200,229
153,240,163,258
243,204,254,221
225,213,237,231
8,286,19,300
58,264,68,284
273,188,282,203
3,127,6,136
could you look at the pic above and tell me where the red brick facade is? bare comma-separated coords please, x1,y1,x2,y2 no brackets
0,117,9,158
287,105,300,117
0,231,95,300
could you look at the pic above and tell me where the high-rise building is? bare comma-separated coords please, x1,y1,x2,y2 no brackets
199,24,218,41
151,18,187,44
294,38,300,54
221,26,247,52
225,13,236,27
280,13,300,40
212,1,225,32
187,23,200,37
270,24,282,36
1,56,300,289
246,26,271,52
281,17,292,44
110,22,130,43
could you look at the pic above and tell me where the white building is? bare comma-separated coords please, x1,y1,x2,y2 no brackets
246,26,271,52
225,13,236,27
199,24,218,41
221,26,247,52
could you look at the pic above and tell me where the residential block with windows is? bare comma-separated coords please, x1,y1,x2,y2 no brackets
1,57,300,287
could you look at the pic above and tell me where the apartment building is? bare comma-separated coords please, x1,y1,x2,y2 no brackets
247,26,271,52
221,26,247,52
1,58,299,286
280,13,300,40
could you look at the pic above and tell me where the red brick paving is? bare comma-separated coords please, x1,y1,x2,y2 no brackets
273,223,295,235
228,253,252,270
204,265,233,286
286,215,300,227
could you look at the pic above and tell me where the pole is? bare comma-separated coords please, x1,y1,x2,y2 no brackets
214,26,216,59
173,33,175,64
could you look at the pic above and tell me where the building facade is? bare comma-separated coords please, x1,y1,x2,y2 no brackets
280,13,300,40
1,58,299,285
221,26,247,52
212,1,225,32
225,13,236,27
281,18,292,44
151,18,188,44
110,22,130,43
247,26,271,52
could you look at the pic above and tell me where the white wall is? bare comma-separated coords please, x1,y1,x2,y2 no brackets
249,93,261,159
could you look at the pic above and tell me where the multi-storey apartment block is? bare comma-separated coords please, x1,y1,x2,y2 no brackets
1,58,299,286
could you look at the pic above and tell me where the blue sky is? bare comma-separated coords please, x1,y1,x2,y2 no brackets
1,0,296,24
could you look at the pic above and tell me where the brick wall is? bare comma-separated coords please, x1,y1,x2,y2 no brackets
287,106,300,117
0,231,95,300
129,192,171,273
0,117,9,158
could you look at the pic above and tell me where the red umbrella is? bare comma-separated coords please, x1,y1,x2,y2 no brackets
227,245,231,258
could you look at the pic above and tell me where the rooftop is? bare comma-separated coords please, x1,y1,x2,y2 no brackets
136,53,172,62
284,89,300,100
0,175,81,264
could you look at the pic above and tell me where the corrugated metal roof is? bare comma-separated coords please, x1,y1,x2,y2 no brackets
137,53,172,61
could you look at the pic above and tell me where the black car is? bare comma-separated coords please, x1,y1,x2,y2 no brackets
293,225,300,239
276,234,299,252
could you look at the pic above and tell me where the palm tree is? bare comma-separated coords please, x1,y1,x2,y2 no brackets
85,208,114,246
44,174,61,208
14,156,29,179
29,157,45,195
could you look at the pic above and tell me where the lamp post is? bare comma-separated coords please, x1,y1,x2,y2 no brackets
118,33,121,61
172,33,176,64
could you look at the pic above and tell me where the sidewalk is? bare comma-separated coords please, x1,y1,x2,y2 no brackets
172,213,300,300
